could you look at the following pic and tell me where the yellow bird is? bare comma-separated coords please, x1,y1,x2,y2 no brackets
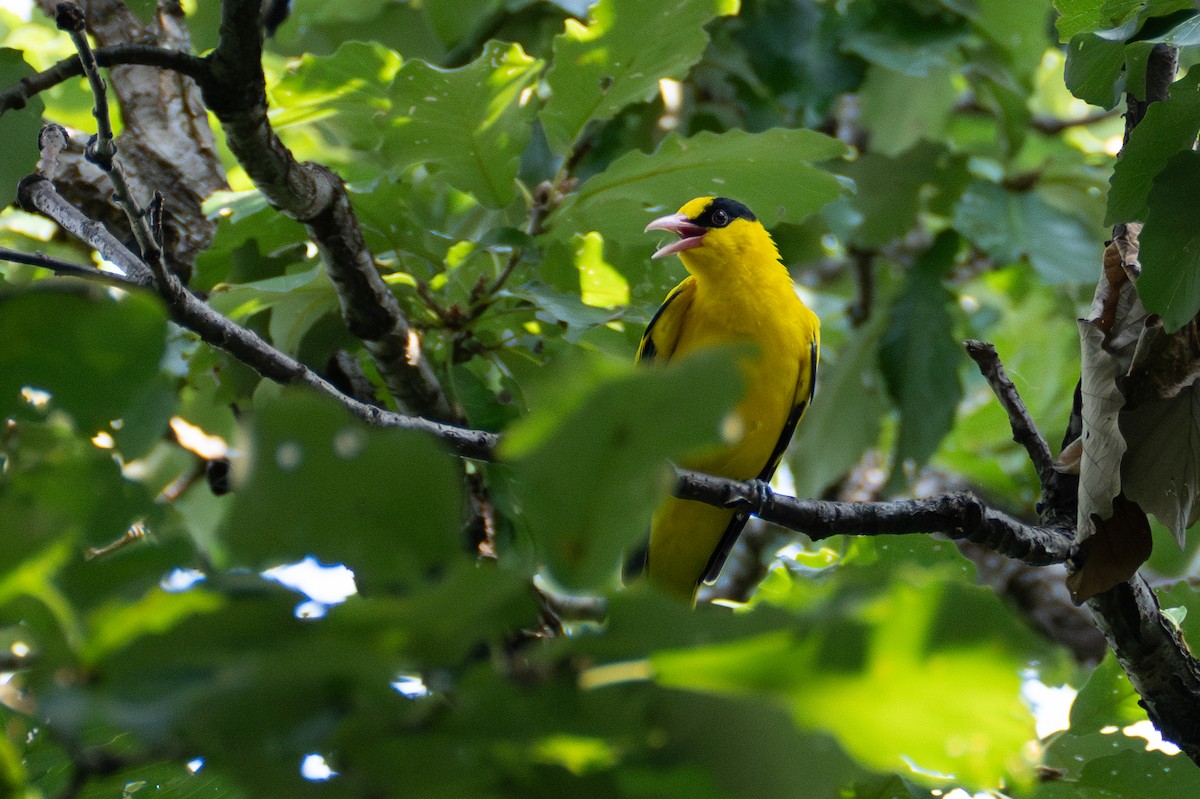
639,196,820,602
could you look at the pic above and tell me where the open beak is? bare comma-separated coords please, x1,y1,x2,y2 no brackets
645,212,707,259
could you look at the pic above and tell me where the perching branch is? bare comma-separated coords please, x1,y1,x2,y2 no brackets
674,471,1075,566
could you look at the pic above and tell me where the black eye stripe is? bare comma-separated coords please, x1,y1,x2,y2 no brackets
690,197,756,228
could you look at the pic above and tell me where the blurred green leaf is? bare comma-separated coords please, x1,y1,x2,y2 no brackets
222,391,462,587
1107,66,1200,225
839,142,969,246
540,0,739,152
501,349,743,591
858,63,958,157
879,232,964,473
0,290,167,435
1138,150,1200,332
653,576,1038,789
788,311,888,500
83,587,223,666
0,49,43,208
385,41,542,208
841,12,969,77
424,0,504,48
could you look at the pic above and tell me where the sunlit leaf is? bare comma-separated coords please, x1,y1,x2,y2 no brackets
385,41,541,207
539,0,740,152
270,41,402,152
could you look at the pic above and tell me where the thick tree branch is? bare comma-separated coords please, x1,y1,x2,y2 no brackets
193,0,454,421
1087,577,1200,762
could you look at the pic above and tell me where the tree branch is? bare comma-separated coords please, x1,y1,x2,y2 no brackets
56,3,183,301
965,340,1056,487
0,246,140,290
673,471,1075,566
0,44,206,115
1087,577,1200,762
8,176,496,460
194,0,455,421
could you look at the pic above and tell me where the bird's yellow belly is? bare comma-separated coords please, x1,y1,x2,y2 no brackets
671,309,802,480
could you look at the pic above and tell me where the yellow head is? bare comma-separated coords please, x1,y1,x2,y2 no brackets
644,196,780,275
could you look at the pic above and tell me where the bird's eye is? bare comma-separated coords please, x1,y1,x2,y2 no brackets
711,209,729,227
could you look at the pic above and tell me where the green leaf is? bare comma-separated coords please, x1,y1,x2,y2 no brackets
1064,32,1126,108
539,0,740,152
82,588,224,666
1067,655,1148,733
839,142,969,246
1107,66,1200,225
222,390,462,587
1055,0,1110,40
423,0,504,47
207,265,340,356
500,349,744,591
879,232,964,471
549,127,848,250
840,15,969,77
653,578,1038,789
270,41,401,153
857,63,958,157
1138,150,1200,332
385,41,541,208
0,290,167,435
954,181,1100,284
787,312,889,500
0,49,43,208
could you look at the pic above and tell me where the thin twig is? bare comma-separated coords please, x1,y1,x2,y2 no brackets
56,2,183,300
0,247,140,290
965,340,1055,487
0,44,206,116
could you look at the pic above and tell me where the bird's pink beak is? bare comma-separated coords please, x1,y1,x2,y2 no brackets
645,212,707,259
